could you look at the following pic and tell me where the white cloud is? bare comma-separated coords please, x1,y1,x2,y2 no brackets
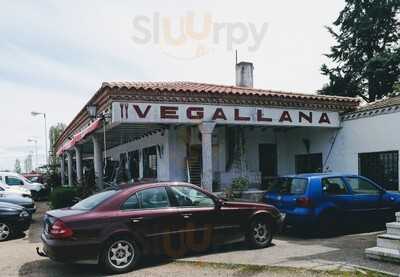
0,80,85,169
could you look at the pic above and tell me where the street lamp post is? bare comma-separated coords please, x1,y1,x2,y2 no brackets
31,111,48,166
27,138,38,170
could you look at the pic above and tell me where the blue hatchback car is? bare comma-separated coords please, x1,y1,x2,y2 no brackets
263,174,400,233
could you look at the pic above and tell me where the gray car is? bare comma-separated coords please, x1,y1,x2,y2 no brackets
0,195,36,214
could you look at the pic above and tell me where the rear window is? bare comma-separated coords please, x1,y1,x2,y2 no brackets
71,190,118,210
267,178,308,195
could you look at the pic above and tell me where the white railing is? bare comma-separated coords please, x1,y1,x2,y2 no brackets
186,158,191,183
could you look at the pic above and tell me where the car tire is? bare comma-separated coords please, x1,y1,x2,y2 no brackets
318,211,338,237
246,217,273,249
100,236,141,274
0,222,13,241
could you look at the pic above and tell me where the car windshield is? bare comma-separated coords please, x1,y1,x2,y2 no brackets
267,178,308,195
21,176,32,184
71,190,118,210
27,176,39,182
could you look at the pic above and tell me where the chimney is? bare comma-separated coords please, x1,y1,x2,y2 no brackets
235,61,254,88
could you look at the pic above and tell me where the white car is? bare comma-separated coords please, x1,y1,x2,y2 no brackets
0,183,31,198
0,172,45,199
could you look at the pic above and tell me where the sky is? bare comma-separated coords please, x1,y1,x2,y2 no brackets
0,0,346,171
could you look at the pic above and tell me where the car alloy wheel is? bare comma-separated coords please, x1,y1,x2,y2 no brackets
247,218,273,248
108,240,135,269
101,236,141,273
0,223,11,241
253,222,268,243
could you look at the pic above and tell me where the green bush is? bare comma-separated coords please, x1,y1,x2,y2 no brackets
224,177,250,200
232,177,250,191
49,187,77,209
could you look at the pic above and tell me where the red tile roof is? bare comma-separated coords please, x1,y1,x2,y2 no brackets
101,81,359,104
357,93,400,112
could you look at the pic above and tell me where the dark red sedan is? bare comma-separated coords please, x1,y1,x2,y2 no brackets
39,182,283,273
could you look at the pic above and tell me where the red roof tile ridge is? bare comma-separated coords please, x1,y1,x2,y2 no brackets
101,81,358,102
357,93,400,111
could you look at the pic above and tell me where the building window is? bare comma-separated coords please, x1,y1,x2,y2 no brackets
295,153,323,174
359,151,398,190
143,146,157,179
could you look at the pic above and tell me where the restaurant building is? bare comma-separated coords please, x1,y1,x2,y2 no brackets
55,62,400,192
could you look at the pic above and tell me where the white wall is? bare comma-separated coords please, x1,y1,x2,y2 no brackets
276,127,337,175
327,112,400,187
215,126,337,187
105,127,190,183
106,130,171,181
244,128,276,172
228,127,336,180
219,127,276,187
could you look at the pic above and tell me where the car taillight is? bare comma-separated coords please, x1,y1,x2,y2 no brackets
296,197,312,208
49,220,73,239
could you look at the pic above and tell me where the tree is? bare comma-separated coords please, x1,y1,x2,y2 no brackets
49,123,66,166
394,82,400,92
320,0,400,102
14,159,21,173
46,123,66,188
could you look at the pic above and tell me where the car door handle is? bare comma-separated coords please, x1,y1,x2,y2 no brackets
182,213,192,219
130,217,143,223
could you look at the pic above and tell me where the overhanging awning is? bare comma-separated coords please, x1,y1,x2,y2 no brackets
56,118,102,156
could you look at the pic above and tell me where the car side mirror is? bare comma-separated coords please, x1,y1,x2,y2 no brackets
215,198,224,209
72,197,81,205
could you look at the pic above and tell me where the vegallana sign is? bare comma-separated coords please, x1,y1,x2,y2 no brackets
112,102,340,127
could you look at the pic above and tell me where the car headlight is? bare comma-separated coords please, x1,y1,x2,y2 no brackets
20,210,30,218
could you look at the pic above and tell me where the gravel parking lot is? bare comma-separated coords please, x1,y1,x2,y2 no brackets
0,202,399,276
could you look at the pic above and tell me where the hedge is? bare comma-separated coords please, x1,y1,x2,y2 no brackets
49,187,77,209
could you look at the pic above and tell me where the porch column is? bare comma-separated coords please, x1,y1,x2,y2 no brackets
198,121,216,192
92,136,103,190
60,153,65,186
74,146,83,186
139,149,144,179
66,151,73,186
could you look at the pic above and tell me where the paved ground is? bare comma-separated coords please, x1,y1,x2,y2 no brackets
1,202,399,276
183,231,400,274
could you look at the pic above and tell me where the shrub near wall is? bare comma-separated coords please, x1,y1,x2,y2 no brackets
225,177,250,200
49,187,77,209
